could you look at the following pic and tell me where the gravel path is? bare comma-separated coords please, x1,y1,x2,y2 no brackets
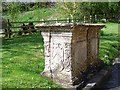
102,55,120,90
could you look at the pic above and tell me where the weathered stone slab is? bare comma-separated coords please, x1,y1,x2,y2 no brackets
35,23,105,88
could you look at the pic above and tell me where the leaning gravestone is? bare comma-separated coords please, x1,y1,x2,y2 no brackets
35,23,105,88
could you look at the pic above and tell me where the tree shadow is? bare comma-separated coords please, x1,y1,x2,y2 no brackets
100,34,119,41
2,33,44,46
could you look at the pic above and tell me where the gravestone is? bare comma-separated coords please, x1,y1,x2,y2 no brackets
35,23,105,88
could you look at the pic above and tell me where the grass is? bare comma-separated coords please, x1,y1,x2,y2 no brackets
100,22,118,35
99,22,120,65
2,6,120,88
1,22,120,88
2,33,61,88
99,36,120,65
2,7,66,88
3,6,64,22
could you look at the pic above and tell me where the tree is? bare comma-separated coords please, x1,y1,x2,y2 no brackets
60,2,119,21
60,2,81,19
2,2,21,20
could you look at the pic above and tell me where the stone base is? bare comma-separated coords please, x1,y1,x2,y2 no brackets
41,70,72,86
41,70,85,90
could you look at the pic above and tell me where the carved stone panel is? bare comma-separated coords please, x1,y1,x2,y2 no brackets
37,23,105,88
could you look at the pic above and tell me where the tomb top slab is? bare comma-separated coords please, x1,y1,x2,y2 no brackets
35,23,105,31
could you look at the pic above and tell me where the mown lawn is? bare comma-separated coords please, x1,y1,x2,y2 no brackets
1,22,120,88
99,22,120,64
2,33,61,88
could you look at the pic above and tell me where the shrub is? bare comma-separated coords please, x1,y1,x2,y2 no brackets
100,30,104,36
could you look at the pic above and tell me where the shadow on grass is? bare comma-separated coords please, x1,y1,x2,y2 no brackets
100,34,119,41
2,33,44,55
99,33,120,65
102,62,120,90
100,33,120,50
2,33,44,47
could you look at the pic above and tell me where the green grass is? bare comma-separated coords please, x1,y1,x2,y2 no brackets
2,7,66,88
3,6,64,22
99,22,120,65
2,23,120,88
100,22,118,35
2,7,120,88
2,34,61,88
99,36,120,65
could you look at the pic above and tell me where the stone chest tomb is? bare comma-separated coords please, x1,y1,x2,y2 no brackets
35,23,105,88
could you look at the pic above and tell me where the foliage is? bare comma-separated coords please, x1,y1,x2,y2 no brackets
2,2,55,13
2,2,119,22
5,2,21,19
59,2,119,21
100,30,104,36
2,3,57,22
59,2,81,19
